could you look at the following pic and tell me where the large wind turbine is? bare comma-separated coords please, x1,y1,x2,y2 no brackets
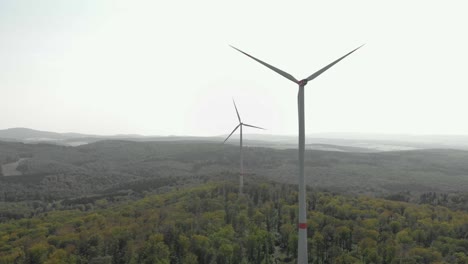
230,45,363,264
223,99,265,195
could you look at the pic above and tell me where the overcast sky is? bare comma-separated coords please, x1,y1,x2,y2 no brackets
1,0,467,136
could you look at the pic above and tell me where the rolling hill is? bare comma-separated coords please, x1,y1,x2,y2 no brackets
1,140,468,204
5,127,468,152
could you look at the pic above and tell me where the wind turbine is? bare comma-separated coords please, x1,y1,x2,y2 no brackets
230,45,363,264
223,99,265,195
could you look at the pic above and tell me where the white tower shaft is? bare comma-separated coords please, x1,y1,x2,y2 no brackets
297,85,307,264
240,124,244,195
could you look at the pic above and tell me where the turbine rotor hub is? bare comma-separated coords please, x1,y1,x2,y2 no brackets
298,79,308,86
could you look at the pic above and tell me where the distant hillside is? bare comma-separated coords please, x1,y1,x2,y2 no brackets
3,127,468,152
0,128,224,147
2,140,468,205
0,128,70,140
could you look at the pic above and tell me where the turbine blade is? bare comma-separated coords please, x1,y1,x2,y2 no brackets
243,124,266,130
306,45,364,82
230,45,298,84
233,99,241,122
223,124,241,143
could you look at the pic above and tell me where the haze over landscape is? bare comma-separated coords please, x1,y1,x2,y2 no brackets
2,1,468,264
1,0,468,136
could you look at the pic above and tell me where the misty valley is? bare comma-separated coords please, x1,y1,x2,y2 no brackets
1,138,468,263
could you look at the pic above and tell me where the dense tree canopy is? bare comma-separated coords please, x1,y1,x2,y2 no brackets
2,140,468,263
2,140,468,209
1,181,468,263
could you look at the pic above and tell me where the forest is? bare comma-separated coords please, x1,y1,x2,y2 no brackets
2,140,468,201
1,180,468,263
2,140,468,263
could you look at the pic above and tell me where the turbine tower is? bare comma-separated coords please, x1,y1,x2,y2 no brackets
223,99,265,195
230,45,363,264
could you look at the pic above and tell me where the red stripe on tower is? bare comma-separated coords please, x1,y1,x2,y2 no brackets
298,223,307,229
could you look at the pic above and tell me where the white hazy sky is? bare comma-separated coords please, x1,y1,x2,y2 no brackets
1,0,467,136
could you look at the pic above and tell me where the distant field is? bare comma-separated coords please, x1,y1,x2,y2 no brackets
0,158,28,176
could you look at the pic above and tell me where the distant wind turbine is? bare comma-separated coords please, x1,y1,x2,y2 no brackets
230,45,363,264
223,99,265,195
